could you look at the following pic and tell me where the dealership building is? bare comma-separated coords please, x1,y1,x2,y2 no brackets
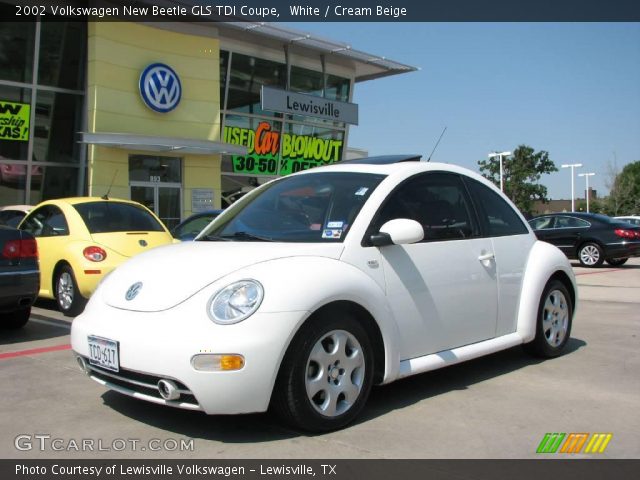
0,6,415,228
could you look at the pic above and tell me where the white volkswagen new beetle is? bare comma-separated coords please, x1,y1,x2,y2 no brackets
71,156,576,432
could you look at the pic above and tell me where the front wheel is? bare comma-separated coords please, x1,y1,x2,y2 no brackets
606,257,628,267
524,279,573,358
578,242,604,267
55,265,87,317
272,313,374,432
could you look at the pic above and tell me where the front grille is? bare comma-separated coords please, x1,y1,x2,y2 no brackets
82,357,199,407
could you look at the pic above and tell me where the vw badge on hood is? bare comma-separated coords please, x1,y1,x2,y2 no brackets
125,282,143,301
139,239,148,247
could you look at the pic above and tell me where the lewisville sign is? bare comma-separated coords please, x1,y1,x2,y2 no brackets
261,86,358,125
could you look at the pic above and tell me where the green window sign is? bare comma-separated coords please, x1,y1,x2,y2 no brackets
0,100,30,141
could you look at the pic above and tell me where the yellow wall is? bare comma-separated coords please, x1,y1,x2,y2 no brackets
87,22,222,213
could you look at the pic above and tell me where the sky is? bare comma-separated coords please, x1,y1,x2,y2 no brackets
284,22,640,200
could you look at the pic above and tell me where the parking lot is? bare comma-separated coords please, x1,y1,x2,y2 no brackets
2,259,639,459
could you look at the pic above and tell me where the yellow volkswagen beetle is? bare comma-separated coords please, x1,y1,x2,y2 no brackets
19,197,174,316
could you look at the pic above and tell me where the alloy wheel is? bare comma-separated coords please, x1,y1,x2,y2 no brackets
305,329,366,417
579,244,600,266
542,289,569,347
57,271,74,310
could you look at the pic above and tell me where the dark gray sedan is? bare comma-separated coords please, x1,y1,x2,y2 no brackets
1,226,39,328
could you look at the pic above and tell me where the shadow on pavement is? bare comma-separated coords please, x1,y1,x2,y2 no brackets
0,315,70,345
100,337,587,441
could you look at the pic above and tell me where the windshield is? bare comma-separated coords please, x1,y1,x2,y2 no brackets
200,172,385,243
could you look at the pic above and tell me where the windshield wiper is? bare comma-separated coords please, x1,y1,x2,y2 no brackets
199,234,233,242
219,231,274,242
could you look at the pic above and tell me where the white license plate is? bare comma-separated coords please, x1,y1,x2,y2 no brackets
87,335,119,372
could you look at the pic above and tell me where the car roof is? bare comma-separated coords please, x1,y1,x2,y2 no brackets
304,160,493,184
34,197,146,207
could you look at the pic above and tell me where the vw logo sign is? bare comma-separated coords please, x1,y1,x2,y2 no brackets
125,282,143,301
139,63,182,113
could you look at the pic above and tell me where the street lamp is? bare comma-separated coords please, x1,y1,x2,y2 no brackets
488,151,512,192
578,172,596,212
561,163,583,212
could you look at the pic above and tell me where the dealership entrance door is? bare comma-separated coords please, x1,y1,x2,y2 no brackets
129,155,182,230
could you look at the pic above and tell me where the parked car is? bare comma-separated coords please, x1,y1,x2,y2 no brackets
19,197,174,316
529,212,640,267
614,215,640,227
1,226,39,328
0,205,33,228
171,210,223,241
71,156,577,432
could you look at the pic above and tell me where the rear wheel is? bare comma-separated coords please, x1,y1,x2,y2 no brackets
605,257,628,267
1,307,30,329
578,242,604,267
272,313,374,432
55,265,87,317
524,279,573,358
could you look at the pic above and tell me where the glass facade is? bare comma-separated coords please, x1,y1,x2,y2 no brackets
219,50,352,208
0,15,86,208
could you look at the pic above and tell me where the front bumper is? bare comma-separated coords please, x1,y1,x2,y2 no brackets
71,303,307,415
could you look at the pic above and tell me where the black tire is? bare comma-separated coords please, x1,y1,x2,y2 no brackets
55,265,87,317
524,279,573,358
605,257,628,267
2,307,30,329
577,242,604,267
271,312,374,432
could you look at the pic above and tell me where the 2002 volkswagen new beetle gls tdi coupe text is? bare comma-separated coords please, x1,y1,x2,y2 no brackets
71,155,577,432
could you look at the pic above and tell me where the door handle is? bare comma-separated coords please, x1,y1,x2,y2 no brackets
478,252,495,262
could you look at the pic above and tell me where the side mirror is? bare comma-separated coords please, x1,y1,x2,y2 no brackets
370,219,424,247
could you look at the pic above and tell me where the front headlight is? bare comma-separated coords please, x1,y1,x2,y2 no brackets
208,280,264,324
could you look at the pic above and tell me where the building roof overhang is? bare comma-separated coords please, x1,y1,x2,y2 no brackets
80,132,247,156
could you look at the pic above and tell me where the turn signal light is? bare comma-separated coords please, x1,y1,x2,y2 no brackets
191,354,245,371
83,246,107,262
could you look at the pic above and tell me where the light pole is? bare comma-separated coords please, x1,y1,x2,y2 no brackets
578,172,595,212
561,163,583,212
488,151,512,192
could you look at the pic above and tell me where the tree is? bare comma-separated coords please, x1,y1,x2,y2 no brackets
606,160,640,215
478,145,558,214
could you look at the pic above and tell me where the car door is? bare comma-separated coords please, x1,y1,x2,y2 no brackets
464,178,535,337
538,215,589,256
20,205,71,297
368,172,499,359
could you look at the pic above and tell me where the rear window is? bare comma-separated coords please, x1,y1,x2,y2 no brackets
74,202,165,233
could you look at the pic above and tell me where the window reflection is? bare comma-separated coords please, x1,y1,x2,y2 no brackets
0,162,30,205
0,5,35,83
227,52,286,116
38,22,86,90
29,165,79,204
33,90,83,163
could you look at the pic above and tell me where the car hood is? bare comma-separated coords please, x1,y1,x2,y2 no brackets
100,241,344,312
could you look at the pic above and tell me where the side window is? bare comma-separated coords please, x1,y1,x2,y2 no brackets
20,205,69,237
465,178,529,237
529,217,555,230
556,216,589,228
371,172,478,242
